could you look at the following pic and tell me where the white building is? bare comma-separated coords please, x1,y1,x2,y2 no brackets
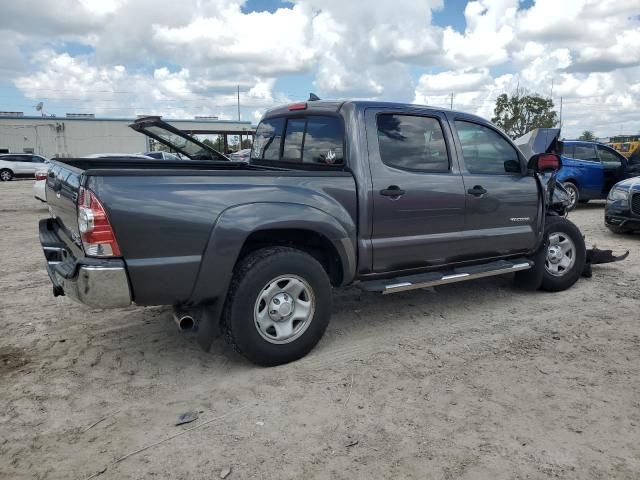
0,113,255,158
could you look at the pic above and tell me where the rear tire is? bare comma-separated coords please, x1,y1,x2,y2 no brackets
562,182,579,211
221,247,332,366
540,216,586,292
0,169,13,181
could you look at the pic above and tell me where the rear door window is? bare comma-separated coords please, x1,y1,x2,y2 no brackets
573,144,598,161
376,114,449,172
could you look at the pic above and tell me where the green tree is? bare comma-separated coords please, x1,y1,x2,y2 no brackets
578,130,596,141
492,90,559,139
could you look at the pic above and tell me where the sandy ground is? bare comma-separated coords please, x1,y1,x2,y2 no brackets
0,179,638,480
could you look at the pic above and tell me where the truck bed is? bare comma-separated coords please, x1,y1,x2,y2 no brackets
44,157,358,306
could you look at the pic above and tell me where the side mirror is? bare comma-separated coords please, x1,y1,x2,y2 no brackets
529,153,562,173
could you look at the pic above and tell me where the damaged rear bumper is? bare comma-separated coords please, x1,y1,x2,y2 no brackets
39,218,132,309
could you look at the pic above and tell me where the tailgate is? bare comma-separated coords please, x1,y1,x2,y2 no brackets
45,161,83,248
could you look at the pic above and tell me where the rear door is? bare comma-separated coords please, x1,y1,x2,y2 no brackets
366,108,467,272
452,118,539,258
10,155,32,174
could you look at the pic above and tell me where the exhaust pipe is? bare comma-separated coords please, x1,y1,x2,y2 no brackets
173,307,197,331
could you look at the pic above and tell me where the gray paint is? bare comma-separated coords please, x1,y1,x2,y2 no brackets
44,100,546,309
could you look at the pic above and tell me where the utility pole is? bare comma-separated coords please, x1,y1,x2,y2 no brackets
450,92,454,110
550,78,554,100
559,96,563,130
237,85,241,121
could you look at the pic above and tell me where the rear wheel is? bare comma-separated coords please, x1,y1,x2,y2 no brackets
0,169,13,181
562,182,579,211
222,247,332,366
541,216,586,291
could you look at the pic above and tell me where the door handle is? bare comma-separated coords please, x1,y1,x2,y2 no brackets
467,185,487,196
379,185,405,197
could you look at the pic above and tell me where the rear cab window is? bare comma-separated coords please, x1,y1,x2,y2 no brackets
251,115,344,168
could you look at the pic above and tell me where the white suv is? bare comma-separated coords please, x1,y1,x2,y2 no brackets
0,154,49,181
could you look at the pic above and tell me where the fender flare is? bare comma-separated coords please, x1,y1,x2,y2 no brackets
189,202,357,305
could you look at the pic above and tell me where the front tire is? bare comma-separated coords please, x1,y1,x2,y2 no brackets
0,169,13,181
562,182,579,211
540,216,586,292
222,247,332,366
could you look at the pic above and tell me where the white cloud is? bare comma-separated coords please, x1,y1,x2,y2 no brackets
2,0,639,136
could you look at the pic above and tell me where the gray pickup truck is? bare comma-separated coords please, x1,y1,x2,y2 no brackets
40,100,591,366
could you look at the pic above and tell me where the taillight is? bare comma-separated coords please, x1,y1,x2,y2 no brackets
35,172,47,181
77,187,121,257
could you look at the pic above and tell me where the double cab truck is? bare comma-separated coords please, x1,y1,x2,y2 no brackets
41,100,592,366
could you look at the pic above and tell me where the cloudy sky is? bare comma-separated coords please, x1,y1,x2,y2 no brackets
0,0,638,138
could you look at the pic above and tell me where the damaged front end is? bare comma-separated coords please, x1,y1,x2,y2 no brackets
528,151,629,275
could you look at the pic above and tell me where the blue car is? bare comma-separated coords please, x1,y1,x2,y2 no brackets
516,129,636,210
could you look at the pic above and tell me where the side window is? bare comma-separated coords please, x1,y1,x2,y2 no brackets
303,116,344,165
282,119,306,162
598,146,623,168
455,121,520,175
251,117,285,161
573,144,598,161
377,114,449,172
562,143,574,158
32,156,45,163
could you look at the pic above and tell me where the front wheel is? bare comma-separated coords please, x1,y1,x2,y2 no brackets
0,169,13,181
540,216,586,291
222,247,332,366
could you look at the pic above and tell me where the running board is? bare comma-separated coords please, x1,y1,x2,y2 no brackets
358,258,533,295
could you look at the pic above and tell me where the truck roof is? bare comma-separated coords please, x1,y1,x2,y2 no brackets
263,100,489,124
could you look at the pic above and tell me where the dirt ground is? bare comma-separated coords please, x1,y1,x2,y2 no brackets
0,179,638,480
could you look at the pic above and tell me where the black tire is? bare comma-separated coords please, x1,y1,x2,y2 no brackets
0,169,13,182
562,182,579,211
221,247,332,366
540,216,586,292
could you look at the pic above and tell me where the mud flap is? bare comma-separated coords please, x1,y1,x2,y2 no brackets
196,302,224,352
582,247,630,278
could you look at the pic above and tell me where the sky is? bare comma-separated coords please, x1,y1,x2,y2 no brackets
0,0,638,138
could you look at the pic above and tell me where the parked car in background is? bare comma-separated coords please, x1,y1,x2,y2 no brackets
228,148,251,162
605,176,640,233
33,168,48,202
0,153,49,181
142,151,182,161
516,129,634,210
84,153,155,159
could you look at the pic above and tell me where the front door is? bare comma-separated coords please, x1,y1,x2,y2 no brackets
366,109,467,272
452,118,540,258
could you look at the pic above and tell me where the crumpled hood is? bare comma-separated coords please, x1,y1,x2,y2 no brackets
514,128,561,159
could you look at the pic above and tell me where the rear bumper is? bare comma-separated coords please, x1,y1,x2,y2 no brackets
39,218,132,308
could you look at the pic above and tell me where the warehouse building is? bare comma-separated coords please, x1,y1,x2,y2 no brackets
0,112,255,158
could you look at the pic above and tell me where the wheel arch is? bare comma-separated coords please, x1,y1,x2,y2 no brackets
189,202,357,306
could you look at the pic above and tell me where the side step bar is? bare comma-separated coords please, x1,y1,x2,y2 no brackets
358,258,532,295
